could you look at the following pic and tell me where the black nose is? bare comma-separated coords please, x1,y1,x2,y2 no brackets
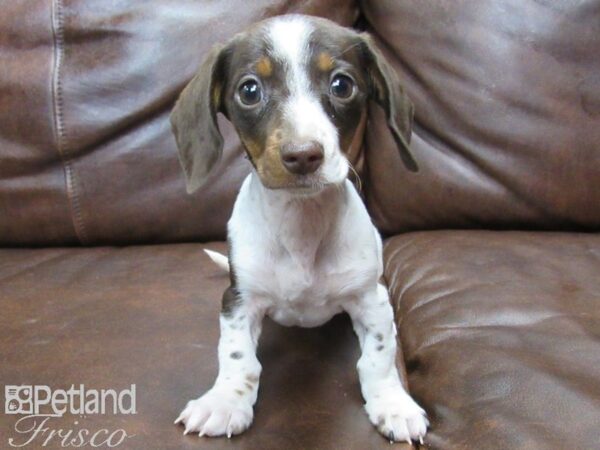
280,141,324,175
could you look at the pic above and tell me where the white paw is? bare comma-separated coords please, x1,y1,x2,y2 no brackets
365,390,429,444
174,388,253,438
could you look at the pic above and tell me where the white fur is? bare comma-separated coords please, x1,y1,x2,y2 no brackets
267,16,348,186
178,176,428,442
231,176,378,327
176,15,428,443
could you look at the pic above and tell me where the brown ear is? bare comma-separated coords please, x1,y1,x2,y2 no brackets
360,33,418,172
170,43,229,193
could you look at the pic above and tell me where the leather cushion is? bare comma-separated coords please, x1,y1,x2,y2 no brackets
362,1,600,235
0,242,412,449
384,230,600,449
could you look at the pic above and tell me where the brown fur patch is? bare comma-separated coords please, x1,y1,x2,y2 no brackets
242,136,265,161
212,82,222,109
256,57,273,77
254,128,293,188
221,286,241,318
317,52,334,72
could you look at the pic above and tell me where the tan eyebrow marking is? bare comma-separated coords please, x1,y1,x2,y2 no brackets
317,52,334,71
256,57,273,77
212,83,222,108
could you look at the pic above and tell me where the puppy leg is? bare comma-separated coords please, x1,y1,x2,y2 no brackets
175,288,263,437
346,283,428,443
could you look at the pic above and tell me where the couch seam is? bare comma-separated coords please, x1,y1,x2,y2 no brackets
51,0,88,245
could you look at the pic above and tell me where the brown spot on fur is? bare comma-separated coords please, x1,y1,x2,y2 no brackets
376,344,384,351
235,389,244,396
317,52,334,72
246,374,259,383
375,333,384,342
230,351,243,359
212,83,222,109
243,137,265,160
245,382,253,390
254,128,292,188
256,56,273,77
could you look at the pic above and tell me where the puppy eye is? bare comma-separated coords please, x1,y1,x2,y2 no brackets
330,74,355,100
238,79,262,106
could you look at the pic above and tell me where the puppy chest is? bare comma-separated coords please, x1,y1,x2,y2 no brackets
244,254,332,301
238,249,376,324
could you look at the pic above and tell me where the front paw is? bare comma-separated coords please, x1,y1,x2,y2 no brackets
174,388,253,438
365,390,428,444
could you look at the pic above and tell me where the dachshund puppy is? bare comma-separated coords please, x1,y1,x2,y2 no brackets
171,14,428,444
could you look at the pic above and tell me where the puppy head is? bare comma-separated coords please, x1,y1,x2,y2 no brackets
171,15,417,194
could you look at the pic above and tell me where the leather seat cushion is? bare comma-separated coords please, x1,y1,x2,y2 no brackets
384,230,600,449
0,242,412,449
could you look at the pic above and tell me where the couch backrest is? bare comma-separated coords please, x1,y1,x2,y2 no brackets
0,0,358,245
1,1,598,246
361,0,600,235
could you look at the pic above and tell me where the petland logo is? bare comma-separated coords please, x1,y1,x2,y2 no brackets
4,385,136,448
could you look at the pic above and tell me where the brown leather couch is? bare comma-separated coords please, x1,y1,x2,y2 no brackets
1,1,599,449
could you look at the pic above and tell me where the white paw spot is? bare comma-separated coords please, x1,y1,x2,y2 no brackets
366,391,428,443
175,389,253,438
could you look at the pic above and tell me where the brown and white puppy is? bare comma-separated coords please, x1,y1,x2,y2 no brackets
171,14,428,444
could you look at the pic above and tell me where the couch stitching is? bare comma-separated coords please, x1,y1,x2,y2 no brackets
51,0,88,245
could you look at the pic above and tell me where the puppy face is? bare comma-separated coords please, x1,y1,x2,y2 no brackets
171,15,417,194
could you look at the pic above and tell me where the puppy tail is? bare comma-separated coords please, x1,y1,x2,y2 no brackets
203,249,230,272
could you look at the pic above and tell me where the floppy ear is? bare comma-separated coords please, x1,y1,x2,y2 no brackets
360,33,418,172
170,43,229,193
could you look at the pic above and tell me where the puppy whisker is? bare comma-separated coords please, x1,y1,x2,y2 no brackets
348,163,362,193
